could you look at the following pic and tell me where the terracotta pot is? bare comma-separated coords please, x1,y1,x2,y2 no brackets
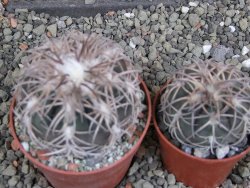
153,81,250,188
9,79,152,188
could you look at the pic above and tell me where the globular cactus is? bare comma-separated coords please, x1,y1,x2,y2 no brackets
14,31,144,160
159,60,250,150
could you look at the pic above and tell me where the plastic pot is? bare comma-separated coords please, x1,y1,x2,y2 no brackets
153,81,250,188
9,78,152,188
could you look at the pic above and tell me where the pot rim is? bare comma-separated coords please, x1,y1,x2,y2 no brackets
153,80,250,163
9,77,152,175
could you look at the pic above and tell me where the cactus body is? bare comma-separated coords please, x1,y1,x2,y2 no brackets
14,31,144,159
160,60,250,150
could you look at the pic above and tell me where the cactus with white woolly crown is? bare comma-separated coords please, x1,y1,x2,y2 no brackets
159,60,250,151
14,31,144,160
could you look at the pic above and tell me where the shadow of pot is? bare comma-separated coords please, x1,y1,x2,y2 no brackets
153,81,250,188
9,78,152,188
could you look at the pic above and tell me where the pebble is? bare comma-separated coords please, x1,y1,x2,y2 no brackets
21,142,29,152
156,71,165,81
3,28,12,36
211,45,230,62
156,177,165,186
23,24,33,33
8,176,19,187
220,22,225,26
239,18,248,31
238,166,250,178
2,165,17,176
134,179,147,188
194,148,210,158
148,47,158,61
203,44,212,54
167,174,176,185
242,46,249,55
13,31,22,40
188,14,200,27
15,8,28,13
124,12,134,18
33,24,46,36
181,6,189,14
225,10,235,17
189,2,198,7
66,17,73,26
57,20,66,29
142,181,154,188
150,13,158,22
0,89,8,101
216,146,230,159
195,7,205,16
169,13,179,22
153,169,164,177
242,59,250,68
138,10,148,21
221,179,233,188
21,163,30,174
230,174,243,184
128,162,139,176
224,17,232,26
47,24,57,37
229,26,236,32
192,46,202,57
168,185,179,188
129,40,136,49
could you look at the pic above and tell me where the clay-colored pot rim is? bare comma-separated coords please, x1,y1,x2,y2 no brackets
153,80,250,163
9,77,152,175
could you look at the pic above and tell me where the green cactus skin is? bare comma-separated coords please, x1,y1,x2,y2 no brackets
160,60,250,150
14,31,144,160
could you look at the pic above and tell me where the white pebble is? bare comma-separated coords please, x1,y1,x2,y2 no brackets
242,59,250,68
232,55,240,58
129,40,136,48
219,22,225,26
124,12,135,18
21,142,29,152
18,64,24,68
229,26,236,32
32,16,41,20
189,2,198,6
74,159,81,164
203,44,212,54
230,146,239,152
194,148,210,158
182,145,192,154
95,163,101,168
181,6,189,14
216,145,230,159
242,46,250,55
108,157,114,163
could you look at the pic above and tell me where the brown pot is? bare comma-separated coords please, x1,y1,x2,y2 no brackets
153,81,250,188
9,79,152,188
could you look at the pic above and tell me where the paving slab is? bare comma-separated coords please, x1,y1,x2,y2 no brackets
6,0,185,17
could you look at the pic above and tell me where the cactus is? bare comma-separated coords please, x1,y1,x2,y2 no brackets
14,31,144,160
159,60,250,150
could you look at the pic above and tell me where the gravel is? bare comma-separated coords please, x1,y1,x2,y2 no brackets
1,0,250,187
